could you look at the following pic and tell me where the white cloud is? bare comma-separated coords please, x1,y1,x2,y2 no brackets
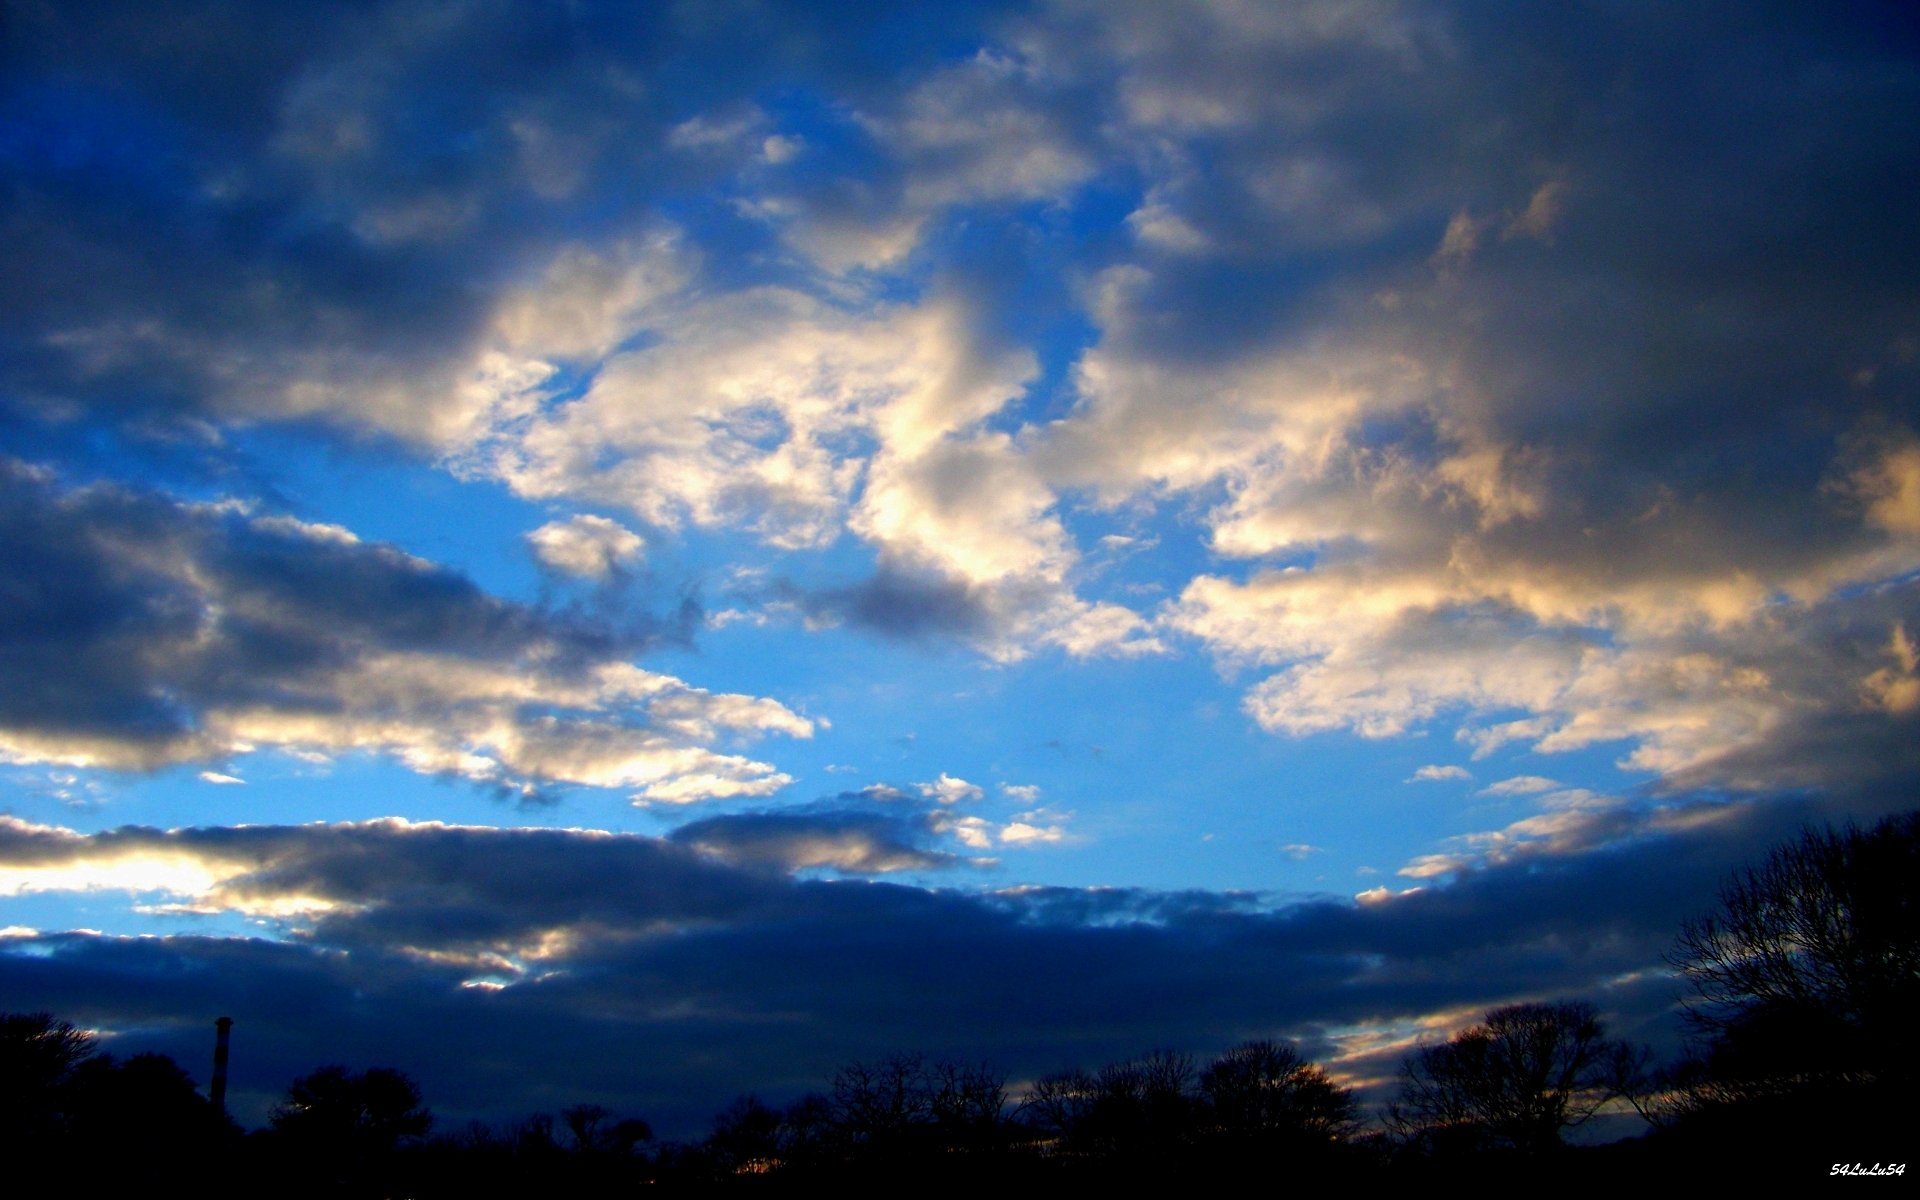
490,232,690,361
919,773,984,806
937,813,995,850
999,821,1066,846
474,289,1039,553
1409,765,1470,782
526,515,645,577
1394,796,1736,881
1478,775,1560,797
864,47,1094,212
668,107,773,156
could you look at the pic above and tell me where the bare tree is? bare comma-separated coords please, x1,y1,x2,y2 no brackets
1670,811,1920,1084
825,1053,1008,1159
926,1059,1007,1149
1020,1050,1198,1159
1200,1040,1355,1147
829,1052,932,1144
1388,1002,1640,1155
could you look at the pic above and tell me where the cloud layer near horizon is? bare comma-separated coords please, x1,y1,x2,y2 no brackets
0,797,1853,1134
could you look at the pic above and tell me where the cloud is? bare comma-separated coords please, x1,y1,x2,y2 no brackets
1,795,1864,1132
669,807,959,875
7,0,1176,662
776,568,996,643
5,0,1920,1135
1479,775,1560,797
474,289,1038,549
525,515,644,578
1000,1,1920,793
7,0,1918,699
0,3,990,449
0,463,808,801
668,791,975,875
918,773,984,806
1409,765,1470,782
469,272,1162,657
1167,561,1920,793
664,784,1075,871
1000,821,1066,846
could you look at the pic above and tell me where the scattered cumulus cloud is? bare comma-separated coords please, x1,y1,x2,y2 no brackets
526,515,644,577
919,773,984,805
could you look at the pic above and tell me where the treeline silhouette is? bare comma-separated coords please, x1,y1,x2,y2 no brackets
4,812,1910,1191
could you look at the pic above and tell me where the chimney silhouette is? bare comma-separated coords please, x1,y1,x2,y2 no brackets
210,1016,233,1118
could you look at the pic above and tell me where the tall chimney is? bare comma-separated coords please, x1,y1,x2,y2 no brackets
210,1016,233,1118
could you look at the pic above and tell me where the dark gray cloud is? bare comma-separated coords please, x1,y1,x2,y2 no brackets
669,794,962,874
0,795,1872,1134
773,568,996,642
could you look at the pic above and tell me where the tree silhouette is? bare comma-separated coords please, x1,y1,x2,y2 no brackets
66,1052,231,1181
1670,811,1919,1087
0,1012,99,1147
266,1066,433,1197
560,1102,649,1156
830,1052,933,1146
705,1094,786,1175
1022,1049,1198,1161
1199,1039,1355,1149
268,1063,433,1194
925,1058,1007,1152
271,1064,432,1151
1389,1002,1639,1156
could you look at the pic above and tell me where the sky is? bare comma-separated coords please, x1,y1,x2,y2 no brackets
2,0,1918,1138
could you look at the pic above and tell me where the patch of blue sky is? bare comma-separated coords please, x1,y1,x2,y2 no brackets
0,891,271,943
224,426,556,604
9,753,594,839
1056,499,1229,601
679,611,1407,892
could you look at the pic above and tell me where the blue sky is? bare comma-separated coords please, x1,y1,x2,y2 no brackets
3,0,1918,1136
